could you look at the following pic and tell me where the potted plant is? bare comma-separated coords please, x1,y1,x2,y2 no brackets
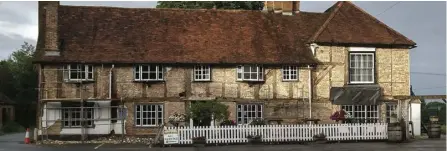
246,135,262,144
192,136,207,147
313,133,327,144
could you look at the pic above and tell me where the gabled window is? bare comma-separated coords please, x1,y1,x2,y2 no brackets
63,64,94,82
134,65,164,81
349,47,375,84
236,65,264,81
193,66,211,81
282,66,298,81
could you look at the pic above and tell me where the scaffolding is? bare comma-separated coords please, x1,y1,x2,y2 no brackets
38,66,127,143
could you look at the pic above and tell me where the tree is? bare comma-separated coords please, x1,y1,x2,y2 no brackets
188,101,229,126
0,42,37,128
156,1,264,10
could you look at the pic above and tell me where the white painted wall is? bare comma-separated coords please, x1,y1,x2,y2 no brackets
39,101,126,135
409,103,421,136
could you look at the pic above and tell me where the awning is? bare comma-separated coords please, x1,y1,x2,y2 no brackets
330,85,382,105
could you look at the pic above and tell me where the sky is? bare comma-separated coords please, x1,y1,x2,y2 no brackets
0,1,445,97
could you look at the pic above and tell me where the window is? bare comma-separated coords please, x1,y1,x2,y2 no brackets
386,103,398,123
63,64,94,81
134,65,164,81
236,65,264,81
193,66,211,81
349,53,374,84
237,104,263,124
135,104,163,127
341,105,379,123
62,107,94,128
282,66,298,81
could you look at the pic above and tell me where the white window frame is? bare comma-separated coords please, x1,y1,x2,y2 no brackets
135,104,163,127
236,104,263,124
63,64,94,82
349,52,375,84
193,65,211,81
385,103,398,123
62,107,94,128
236,65,264,81
134,65,164,81
341,105,379,123
282,66,298,81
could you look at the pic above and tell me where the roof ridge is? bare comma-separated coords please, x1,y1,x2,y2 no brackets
60,5,259,13
307,1,344,43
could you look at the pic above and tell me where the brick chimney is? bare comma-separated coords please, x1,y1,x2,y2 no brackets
263,1,300,15
38,1,60,56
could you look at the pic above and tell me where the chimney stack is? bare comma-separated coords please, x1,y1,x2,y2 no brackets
38,1,60,56
263,1,300,15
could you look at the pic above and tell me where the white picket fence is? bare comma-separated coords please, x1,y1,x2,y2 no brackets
165,123,388,144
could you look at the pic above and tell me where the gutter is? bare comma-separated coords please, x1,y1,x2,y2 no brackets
109,64,115,99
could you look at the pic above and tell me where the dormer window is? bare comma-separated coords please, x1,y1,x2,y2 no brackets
236,65,264,81
134,65,164,81
63,64,94,82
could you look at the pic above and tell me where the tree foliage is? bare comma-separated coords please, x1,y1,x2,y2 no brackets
156,1,264,10
188,101,229,126
0,42,37,127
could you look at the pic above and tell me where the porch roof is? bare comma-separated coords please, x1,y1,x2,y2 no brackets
330,85,382,105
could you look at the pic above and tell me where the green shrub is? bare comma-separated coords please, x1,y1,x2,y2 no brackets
441,125,446,134
1,121,25,133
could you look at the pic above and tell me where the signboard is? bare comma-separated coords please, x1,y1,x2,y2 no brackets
163,129,179,144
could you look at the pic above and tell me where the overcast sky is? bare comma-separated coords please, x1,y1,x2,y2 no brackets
0,1,445,96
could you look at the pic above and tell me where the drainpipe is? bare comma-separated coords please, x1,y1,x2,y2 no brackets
308,65,312,120
109,64,115,99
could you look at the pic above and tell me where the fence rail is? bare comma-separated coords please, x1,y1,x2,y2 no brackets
165,123,388,144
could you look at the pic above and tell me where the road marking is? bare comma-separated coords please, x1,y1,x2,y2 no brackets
94,143,105,149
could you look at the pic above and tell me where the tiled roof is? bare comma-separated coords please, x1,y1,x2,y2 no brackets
35,1,416,64
36,6,329,64
309,1,416,46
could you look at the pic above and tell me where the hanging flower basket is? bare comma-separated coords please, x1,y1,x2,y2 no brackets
168,112,186,127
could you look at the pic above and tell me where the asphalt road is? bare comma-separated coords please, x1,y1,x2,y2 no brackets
0,133,445,151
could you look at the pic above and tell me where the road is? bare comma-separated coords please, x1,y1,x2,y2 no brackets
0,133,445,151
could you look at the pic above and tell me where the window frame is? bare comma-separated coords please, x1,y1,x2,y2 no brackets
385,102,398,123
63,64,94,82
341,105,379,123
236,65,264,81
236,104,264,124
133,65,164,81
134,104,164,127
62,107,94,128
193,65,211,81
282,66,299,81
348,47,376,84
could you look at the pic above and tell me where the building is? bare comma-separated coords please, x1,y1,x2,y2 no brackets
0,93,15,128
34,1,417,138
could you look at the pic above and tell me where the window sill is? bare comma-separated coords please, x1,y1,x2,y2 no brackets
133,80,165,83
282,79,299,82
193,79,212,82
64,80,95,84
